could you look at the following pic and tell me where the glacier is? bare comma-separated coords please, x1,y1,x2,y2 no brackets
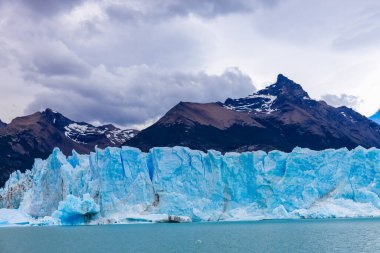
1,146,380,225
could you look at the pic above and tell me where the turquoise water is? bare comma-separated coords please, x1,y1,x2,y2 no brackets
1,219,380,253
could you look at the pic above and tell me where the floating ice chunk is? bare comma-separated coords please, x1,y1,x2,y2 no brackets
293,198,380,219
0,208,32,225
53,194,100,225
32,216,58,226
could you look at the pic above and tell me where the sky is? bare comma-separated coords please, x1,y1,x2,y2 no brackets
0,0,380,129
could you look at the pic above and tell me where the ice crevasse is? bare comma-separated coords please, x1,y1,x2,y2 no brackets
2,146,380,225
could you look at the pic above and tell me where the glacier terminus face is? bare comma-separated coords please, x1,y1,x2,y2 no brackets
1,146,380,225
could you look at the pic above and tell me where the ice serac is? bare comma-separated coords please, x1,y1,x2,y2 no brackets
1,146,380,225
52,194,100,225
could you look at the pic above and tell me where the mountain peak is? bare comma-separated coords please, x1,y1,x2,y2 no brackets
41,108,61,117
128,74,380,155
276,73,291,82
43,108,57,113
40,108,72,128
259,74,310,99
223,74,311,114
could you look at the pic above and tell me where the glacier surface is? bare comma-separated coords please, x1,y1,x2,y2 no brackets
1,146,380,225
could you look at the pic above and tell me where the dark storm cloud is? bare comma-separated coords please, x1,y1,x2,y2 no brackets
67,22,205,70
29,42,90,78
321,94,362,109
17,0,85,16
26,67,256,126
167,0,252,18
106,0,278,22
31,56,89,77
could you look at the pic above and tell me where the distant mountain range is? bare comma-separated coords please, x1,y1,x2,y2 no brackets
127,74,380,153
370,110,380,124
0,109,138,186
1,74,380,186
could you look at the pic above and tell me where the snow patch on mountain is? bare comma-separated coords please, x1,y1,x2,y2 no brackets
64,123,103,144
64,123,136,145
224,94,278,114
340,112,356,123
107,129,137,144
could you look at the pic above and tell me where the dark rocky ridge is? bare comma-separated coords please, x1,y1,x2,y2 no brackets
127,74,380,153
0,109,138,186
0,120,6,129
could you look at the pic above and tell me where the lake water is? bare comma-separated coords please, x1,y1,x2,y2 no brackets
1,219,380,253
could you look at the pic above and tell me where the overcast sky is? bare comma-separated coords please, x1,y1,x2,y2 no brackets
0,0,380,128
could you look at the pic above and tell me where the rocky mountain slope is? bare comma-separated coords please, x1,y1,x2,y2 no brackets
127,74,380,152
0,109,138,186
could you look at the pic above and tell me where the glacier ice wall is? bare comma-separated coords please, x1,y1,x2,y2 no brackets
2,146,380,224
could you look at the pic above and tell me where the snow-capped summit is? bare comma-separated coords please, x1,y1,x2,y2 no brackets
39,108,138,146
127,74,380,153
223,74,310,114
264,74,310,99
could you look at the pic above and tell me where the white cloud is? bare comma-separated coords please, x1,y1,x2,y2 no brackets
321,94,363,109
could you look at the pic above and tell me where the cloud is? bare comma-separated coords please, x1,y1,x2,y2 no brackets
332,11,380,51
24,40,91,78
14,0,85,16
66,20,205,70
26,66,256,127
105,0,277,22
1,0,260,126
321,94,363,109
1,0,380,125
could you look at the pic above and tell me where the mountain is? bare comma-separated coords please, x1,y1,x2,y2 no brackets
0,120,6,129
0,109,138,186
370,110,380,124
127,74,380,152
